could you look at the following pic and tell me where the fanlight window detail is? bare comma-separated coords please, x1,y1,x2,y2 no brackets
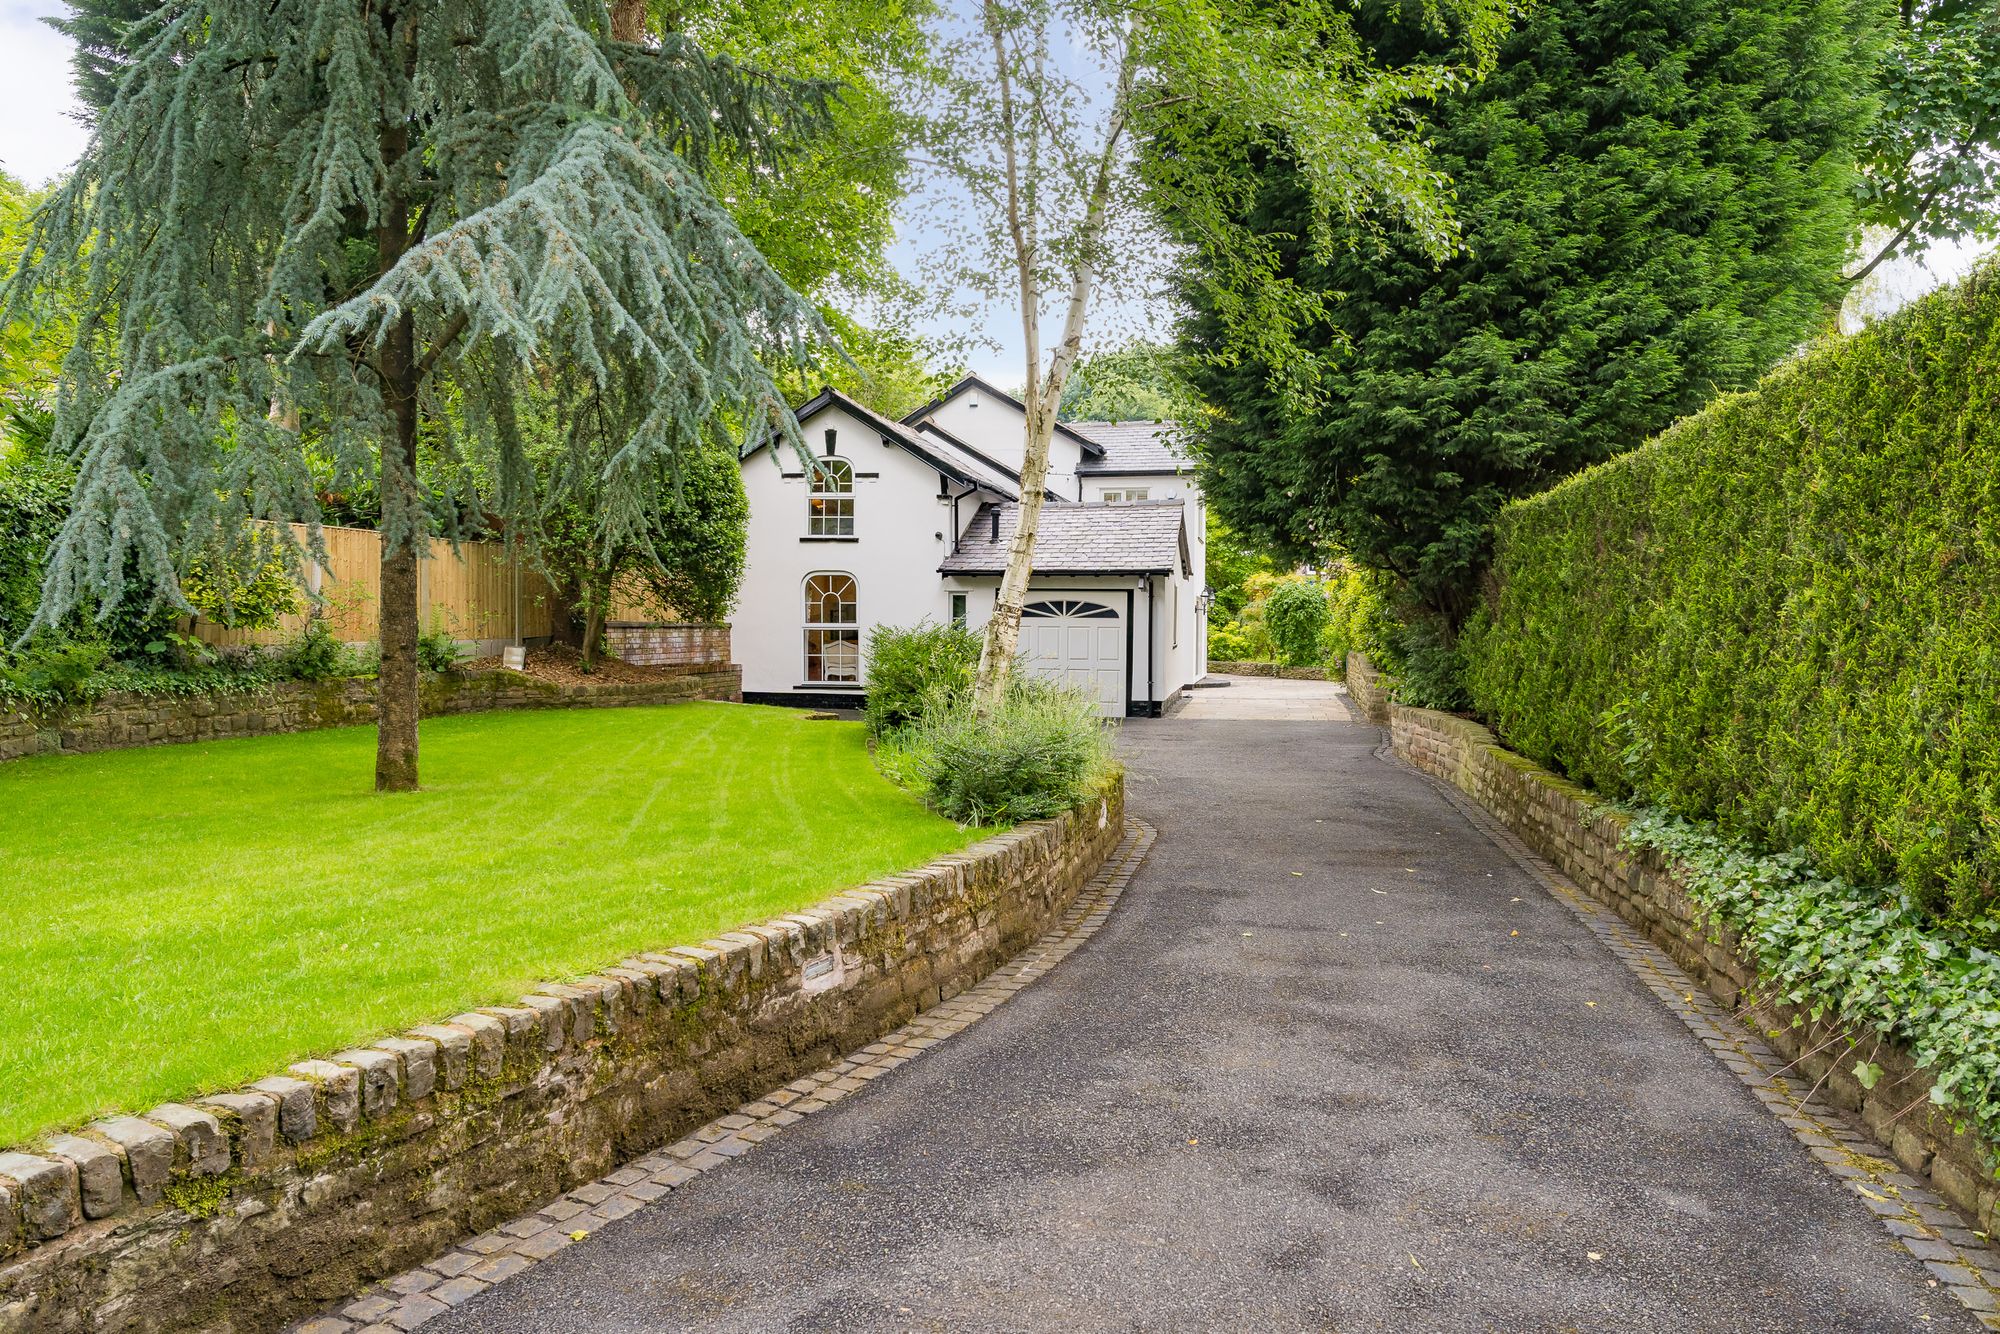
808,458,854,536
804,573,860,683
1022,599,1117,619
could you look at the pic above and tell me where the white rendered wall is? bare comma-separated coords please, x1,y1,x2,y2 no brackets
738,404,986,698
920,389,1086,498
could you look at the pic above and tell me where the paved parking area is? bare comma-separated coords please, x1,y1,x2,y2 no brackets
1174,672,1348,721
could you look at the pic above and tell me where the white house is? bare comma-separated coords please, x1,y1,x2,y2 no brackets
734,375,1207,717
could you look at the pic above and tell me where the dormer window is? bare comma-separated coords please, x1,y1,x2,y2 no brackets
808,458,854,536
1101,487,1149,503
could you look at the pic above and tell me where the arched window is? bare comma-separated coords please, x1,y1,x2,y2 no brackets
807,458,854,536
804,573,859,683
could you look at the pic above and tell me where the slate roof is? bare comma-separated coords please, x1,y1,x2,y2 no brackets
1069,420,1189,474
940,500,1189,576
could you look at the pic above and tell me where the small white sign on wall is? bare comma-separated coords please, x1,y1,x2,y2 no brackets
501,645,527,672
801,945,845,995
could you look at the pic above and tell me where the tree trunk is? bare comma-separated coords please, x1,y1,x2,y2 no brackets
374,94,422,792
972,392,1059,709
610,0,647,42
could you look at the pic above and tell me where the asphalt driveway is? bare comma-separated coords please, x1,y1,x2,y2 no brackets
427,681,1972,1332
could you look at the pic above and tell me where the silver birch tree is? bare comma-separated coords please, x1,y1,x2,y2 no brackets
919,0,1510,713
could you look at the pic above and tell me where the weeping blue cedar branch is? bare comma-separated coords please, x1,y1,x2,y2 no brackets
2,0,837,634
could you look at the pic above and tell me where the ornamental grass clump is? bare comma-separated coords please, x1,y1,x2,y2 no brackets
880,677,1116,825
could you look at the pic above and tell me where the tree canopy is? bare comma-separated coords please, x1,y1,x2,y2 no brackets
7,0,833,787
1165,0,1887,622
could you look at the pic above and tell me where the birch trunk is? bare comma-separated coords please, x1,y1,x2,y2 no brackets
970,31,1140,716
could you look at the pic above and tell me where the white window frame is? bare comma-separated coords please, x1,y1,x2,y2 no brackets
950,592,968,625
803,572,860,683
808,458,854,536
1100,487,1150,503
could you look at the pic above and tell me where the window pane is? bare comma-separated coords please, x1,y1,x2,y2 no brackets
806,628,860,682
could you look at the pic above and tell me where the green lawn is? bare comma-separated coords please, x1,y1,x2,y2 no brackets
0,703,983,1146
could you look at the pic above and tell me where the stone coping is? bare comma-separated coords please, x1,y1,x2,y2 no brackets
0,777,1125,1332
1347,652,2000,1241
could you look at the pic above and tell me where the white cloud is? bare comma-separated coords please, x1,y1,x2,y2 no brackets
0,2,88,187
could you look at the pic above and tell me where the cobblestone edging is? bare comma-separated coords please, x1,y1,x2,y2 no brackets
0,781,1126,1333
1207,660,1331,681
0,665,741,764
288,820,1156,1334
1349,655,2000,1328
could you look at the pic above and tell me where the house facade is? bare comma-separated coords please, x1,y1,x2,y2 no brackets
735,376,1207,716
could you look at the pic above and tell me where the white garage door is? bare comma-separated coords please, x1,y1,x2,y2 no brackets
1020,598,1125,718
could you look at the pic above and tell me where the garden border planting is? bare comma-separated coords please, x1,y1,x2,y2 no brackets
0,778,1124,1332
1347,652,2000,1235
0,664,741,764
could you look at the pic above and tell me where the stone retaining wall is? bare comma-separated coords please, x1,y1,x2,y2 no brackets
0,666,742,765
1207,660,1332,681
1342,652,1390,723
1348,653,2000,1237
0,780,1126,1332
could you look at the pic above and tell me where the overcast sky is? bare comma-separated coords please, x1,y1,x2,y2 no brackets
0,0,1989,372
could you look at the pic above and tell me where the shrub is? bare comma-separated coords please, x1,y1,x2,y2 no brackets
1262,578,1330,666
863,619,979,736
1461,262,2000,924
417,630,465,674
1206,619,1257,662
182,549,301,630
0,637,108,709
275,619,355,682
880,677,1116,824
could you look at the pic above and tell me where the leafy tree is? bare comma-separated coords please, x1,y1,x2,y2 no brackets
1203,514,1274,621
1262,577,1330,667
7,1,829,790
1169,0,1886,623
1850,0,2000,283
0,172,70,414
921,0,1509,713
1057,342,1181,421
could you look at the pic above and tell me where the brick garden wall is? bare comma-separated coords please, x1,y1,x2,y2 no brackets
1345,653,2000,1238
602,622,729,669
0,781,1126,1333
0,666,742,765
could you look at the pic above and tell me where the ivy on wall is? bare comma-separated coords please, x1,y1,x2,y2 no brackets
1462,263,2000,926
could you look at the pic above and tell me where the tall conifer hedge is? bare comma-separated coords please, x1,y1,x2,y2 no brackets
1461,264,2000,923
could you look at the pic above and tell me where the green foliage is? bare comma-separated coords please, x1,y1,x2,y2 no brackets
1461,264,2000,924
1168,0,1884,621
274,620,357,683
1204,514,1275,621
0,638,109,710
1623,807,2000,1154
879,678,1116,825
1206,620,1258,663
417,630,464,675
1323,568,1392,672
863,619,979,737
1262,578,1330,667
0,425,71,647
1851,0,2000,278
181,549,301,632
1057,343,1184,422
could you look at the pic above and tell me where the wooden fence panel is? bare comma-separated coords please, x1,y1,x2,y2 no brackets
192,525,559,649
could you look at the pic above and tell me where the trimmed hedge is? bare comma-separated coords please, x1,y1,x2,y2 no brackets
1462,264,2000,924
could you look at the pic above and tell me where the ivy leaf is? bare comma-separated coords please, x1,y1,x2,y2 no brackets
1854,1061,1883,1090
